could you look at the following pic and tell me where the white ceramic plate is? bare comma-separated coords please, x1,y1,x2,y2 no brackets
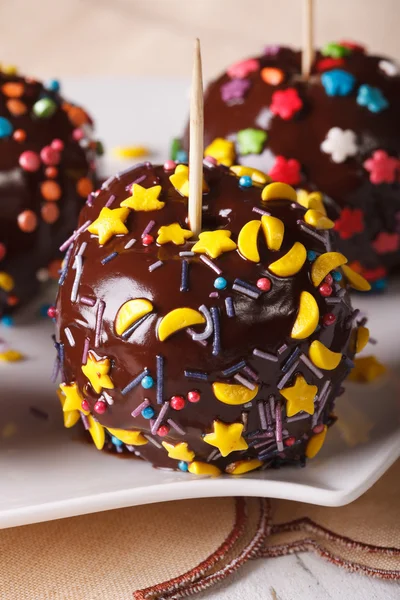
0,79,399,529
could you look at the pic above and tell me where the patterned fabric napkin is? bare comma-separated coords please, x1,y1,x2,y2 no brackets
0,462,398,600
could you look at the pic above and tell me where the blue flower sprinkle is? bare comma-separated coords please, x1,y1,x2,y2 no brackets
214,276,228,290
178,461,189,472
141,406,155,419
141,375,154,389
321,69,356,97
307,250,317,262
356,85,388,113
239,175,253,188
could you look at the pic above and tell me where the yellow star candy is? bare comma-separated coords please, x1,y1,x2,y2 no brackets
169,164,207,197
88,206,130,245
192,230,237,259
156,223,193,245
57,388,80,429
162,441,195,462
59,382,89,415
347,356,387,383
203,420,248,457
82,352,114,394
88,415,105,450
120,183,165,211
204,138,235,167
280,374,317,417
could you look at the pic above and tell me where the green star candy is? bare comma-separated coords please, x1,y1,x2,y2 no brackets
321,42,351,59
236,128,267,155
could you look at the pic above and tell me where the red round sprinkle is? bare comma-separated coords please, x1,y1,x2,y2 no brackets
313,424,325,434
187,390,201,403
47,306,57,318
284,436,296,447
324,273,333,285
7,295,19,306
142,234,154,246
0,243,6,261
256,277,271,292
323,312,336,326
45,166,58,179
157,424,170,437
13,129,26,142
40,145,61,166
94,400,107,414
51,139,64,151
170,395,185,410
19,150,40,172
81,399,90,412
319,283,332,297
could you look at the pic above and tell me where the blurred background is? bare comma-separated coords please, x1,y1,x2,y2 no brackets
1,0,399,81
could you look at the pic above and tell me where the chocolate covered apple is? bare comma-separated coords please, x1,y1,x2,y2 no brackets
55,160,370,475
181,42,400,289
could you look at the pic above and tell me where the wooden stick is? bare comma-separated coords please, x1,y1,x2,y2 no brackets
188,38,204,237
301,0,314,79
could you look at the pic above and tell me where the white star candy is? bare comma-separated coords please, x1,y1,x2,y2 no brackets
320,127,358,164
379,60,399,77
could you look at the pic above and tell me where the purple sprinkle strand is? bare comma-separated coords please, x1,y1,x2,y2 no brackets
151,401,169,435
180,259,189,292
234,373,256,390
265,401,272,426
253,348,278,362
148,260,164,272
225,296,235,318
59,220,91,252
80,296,96,307
278,344,288,355
300,354,324,379
131,398,150,418
210,307,221,356
253,206,270,216
94,300,106,348
82,337,90,364
269,395,275,417
232,284,259,300
156,355,164,405
167,418,186,435
81,414,90,430
105,194,116,208
277,360,300,390
199,254,222,275
209,291,219,298
258,401,268,430
243,365,259,382
142,220,156,238
275,402,284,451
234,278,261,295
121,368,149,396
184,369,208,381
101,252,118,265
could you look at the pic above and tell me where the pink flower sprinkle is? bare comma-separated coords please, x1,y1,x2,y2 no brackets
372,232,400,254
268,156,301,185
363,150,400,184
227,58,259,79
270,88,303,120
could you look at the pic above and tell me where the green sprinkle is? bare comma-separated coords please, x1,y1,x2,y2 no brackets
321,42,351,59
170,137,182,161
237,128,267,155
32,98,57,119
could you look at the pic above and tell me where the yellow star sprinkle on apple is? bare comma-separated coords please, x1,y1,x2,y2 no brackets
59,382,89,415
162,441,195,462
192,230,237,259
120,183,165,211
57,388,80,429
203,420,248,457
204,138,235,167
82,352,114,394
280,375,317,417
156,223,193,245
169,164,208,197
88,206,130,245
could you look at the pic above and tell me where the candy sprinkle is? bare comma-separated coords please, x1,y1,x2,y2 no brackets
156,355,164,405
167,418,186,435
234,373,257,390
142,220,156,238
225,296,235,318
151,401,169,435
191,305,213,342
121,368,149,396
221,360,247,377
121,314,151,339
184,369,208,381
64,327,75,347
94,300,105,348
275,402,284,451
180,259,189,292
232,283,259,300
124,238,137,249
148,260,164,272
253,348,278,362
105,194,116,208
80,296,96,307
199,254,223,275
101,252,118,265
258,401,268,430
71,255,83,302
131,398,151,418
211,307,221,356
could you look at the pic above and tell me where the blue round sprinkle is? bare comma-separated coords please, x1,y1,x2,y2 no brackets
372,278,388,293
142,406,155,419
46,79,60,92
214,276,228,290
332,270,342,282
307,250,317,262
111,436,124,447
178,461,189,472
239,175,252,188
1,315,14,327
176,150,188,163
141,375,154,389
0,117,13,139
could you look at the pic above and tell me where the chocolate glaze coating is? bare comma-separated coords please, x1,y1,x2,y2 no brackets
182,45,400,283
55,162,361,474
0,71,99,314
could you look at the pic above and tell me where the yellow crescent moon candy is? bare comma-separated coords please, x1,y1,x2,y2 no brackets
306,425,328,459
356,326,370,353
311,252,348,286
115,298,154,336
304,209,334,230
212,382,259,405
309,340,342,370
225,458,263,475
261,182,297,202
106,428,148,445
261,215,285,250
237,220,261,262
291,291,319,339
188,462,222,476
158,308,206,342
341,265,371,291
269,242,307,277
230,165,270,185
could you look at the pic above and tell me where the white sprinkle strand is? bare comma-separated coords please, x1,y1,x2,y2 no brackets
64,327,75,347
124,238,136,249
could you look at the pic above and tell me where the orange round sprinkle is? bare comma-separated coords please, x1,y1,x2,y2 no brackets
76,177,93,198
48,258,62,279
2,82,24,98
13,129,26,142
7,99,27,116
67,106,88,127
7,295,19,307
45,166,58,179
40,180,61,201
260,67,284,86
41,202,59,224
17,210,37,232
